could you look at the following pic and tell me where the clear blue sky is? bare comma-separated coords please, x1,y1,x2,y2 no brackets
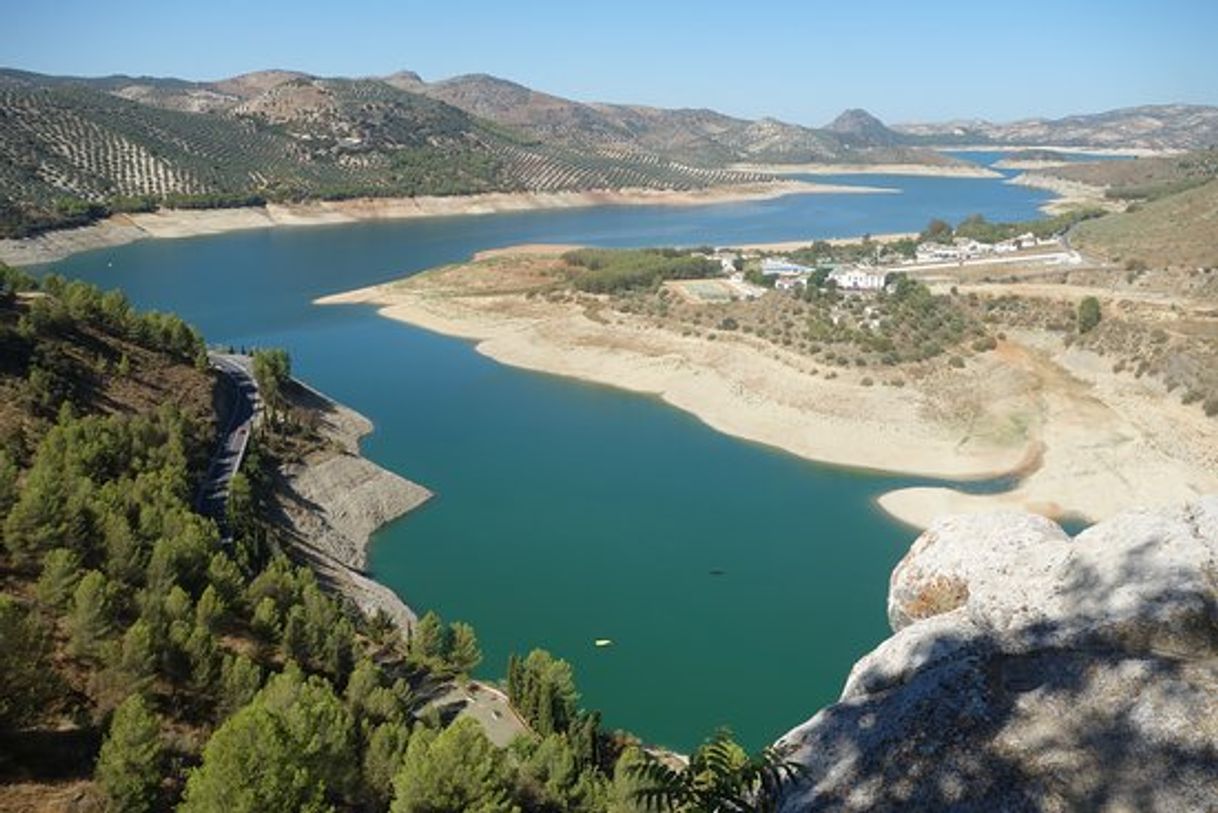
6,0,1216,125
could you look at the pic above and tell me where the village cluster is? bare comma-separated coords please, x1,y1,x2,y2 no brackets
677,231,1076,303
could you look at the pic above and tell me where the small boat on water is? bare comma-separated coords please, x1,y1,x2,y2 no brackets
594,639,613,648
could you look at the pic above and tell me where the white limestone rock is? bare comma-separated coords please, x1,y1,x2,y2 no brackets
777,496,1218,812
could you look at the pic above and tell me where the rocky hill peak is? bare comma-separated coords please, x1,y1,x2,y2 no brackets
826,108,900,147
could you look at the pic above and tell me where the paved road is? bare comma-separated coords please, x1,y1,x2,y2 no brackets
196,353,260,538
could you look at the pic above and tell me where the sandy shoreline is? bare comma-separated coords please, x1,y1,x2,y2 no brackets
730,162,1002,179
274,378,432,630
317,253,1218,530
1006,172,1117,215
931,144,1180,158
317,272,1033,483
0,180,889,267
992,158,1074,170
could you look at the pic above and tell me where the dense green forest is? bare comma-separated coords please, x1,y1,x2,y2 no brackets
0,264,797,811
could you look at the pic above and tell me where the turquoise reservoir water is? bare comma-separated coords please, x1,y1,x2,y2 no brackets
44,171,1052,750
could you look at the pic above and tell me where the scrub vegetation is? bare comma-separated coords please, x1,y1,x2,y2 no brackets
563,248,721,293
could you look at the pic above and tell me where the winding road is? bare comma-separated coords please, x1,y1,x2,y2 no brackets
196,353,260,538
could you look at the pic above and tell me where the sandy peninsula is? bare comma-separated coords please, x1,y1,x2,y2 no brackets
1006,172,1118,215
316,250,1218,530
0,180,889,267
992,158,1074,171
318,256,1026,482
730,162,1002,179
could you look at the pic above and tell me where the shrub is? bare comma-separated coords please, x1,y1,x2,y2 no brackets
1077,297,1101,334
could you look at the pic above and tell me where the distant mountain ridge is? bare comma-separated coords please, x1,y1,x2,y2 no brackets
896,104,1218,150
1,65,1213,239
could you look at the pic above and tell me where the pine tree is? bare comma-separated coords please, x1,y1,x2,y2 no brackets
571,710,602,768
101,510,141,584
217,653,262,720
0,451,17,517
118,619,157,694
0,594,59,731
363,721,412,807
408,611,447,667
390,717,517,813
507,653,522,707
281,605,309,665
67,570,112,659
194,584,225,632
180,668,357,812
96,695,164,813
447,622,482,676
36,547,82,611
251,596,280,642
185,623,220,695
345,658,381,717
206,552,244,608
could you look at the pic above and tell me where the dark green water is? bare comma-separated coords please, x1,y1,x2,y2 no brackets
43,170,1053,750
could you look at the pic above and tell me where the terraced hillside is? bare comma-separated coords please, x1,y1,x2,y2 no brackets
0,70,776,238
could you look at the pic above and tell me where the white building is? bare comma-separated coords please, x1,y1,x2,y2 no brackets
915,243,962,263
760,257,812,277
774,275,806,291
954,238,991,256
715,251,739,274
830,266,887,291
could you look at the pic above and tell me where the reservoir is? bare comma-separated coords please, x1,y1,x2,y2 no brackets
43,166,1052,750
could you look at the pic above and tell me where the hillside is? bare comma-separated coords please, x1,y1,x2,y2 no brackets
1031,147,1218,199
412,73,854,164
0,69,774,238
896,103,1218,149
1,264,814,811
0,67,982,240
1071,177,1218,268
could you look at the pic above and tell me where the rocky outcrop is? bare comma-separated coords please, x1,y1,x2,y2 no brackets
272,382,431,632
777,497,1218,812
